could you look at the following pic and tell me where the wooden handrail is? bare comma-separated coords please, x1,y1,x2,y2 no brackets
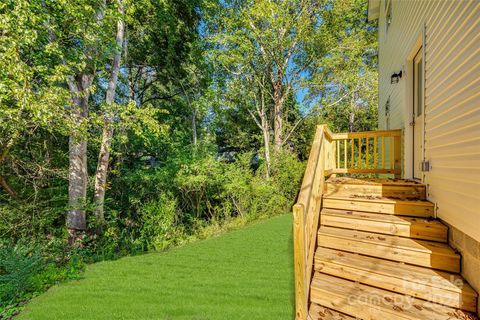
331,129,401,140
292,126,403,319
293,125,332,320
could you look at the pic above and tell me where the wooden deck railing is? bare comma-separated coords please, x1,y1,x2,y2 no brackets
292,125,402,319
331,129,402,176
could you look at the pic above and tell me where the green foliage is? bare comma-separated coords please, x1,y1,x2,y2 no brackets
136,193,179,251
270,150,306,200
100,145,304,255
0,244,44,306
306,0,379,132
0,243,83,318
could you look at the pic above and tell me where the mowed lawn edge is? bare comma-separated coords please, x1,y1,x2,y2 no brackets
17,214,294,320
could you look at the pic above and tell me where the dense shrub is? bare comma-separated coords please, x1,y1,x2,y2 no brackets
136,193,180,251
0,242,83,318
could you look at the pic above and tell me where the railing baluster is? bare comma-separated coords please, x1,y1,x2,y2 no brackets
374,137,377,169
351,139,354,168
390,136,394,170
366,137,369,169
394,134,402,178
381,136,385,169
337,140,340,170
358,138,362,169
344,140,347,169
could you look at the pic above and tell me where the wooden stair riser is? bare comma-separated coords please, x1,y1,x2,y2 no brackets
311,273,476,320
314,248,477,312
320,210,447,242
326,183,426,200
323,197,434,217
317,229,460,273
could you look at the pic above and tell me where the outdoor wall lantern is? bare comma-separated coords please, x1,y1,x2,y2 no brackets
391,70,402,84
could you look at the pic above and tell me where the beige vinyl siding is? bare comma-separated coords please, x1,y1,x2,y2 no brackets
377,0,480,242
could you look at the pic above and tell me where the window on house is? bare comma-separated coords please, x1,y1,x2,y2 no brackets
417,57,423,117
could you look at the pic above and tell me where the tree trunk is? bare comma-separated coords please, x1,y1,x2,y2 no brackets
259,89,271,178
0,175,16,198
0,134,18,198
93,125,114,223
192,107,197,147
272,79,284,151
261,116,271,179
349,111,355,132
67,133,88,231
66,1,106,244
67,79,92,238
93,1,125,224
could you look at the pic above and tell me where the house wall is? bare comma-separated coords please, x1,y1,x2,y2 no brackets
378,0,480,241
377,0,480,311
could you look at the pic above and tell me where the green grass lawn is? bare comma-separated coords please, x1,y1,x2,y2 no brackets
18,214,294,320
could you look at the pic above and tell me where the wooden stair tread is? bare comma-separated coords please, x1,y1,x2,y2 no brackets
321,208,441,226
317,227,460,272
308,303,356,320
318,227,457,256
321,208,447,242
323,196,434,217
326,178,427,200
314,247,474,295
324,195,433,206
314,247,477,312
310,272,477,320
326,177,424,186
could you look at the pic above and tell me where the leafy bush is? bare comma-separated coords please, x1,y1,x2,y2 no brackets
0,242,83,318
0,244,44,307
136,193,179,251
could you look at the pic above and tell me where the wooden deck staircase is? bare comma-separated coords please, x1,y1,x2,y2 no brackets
293,125,479,320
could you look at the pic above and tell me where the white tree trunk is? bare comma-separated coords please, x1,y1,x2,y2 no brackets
261,115,271,179
67,76,93,238
192,107,197,147
272,77,285,151
273,100,283,150
93,1,125,224
66,1,106,243
259,89,271,178
67,134,87,230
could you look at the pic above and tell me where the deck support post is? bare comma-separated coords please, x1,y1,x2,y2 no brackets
293,204,307,320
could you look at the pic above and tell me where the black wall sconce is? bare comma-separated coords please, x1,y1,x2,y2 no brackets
391,70,402,84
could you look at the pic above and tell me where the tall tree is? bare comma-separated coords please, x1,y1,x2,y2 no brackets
207,0,326,152
305,0,378,132
90,0,203,229
93,0,126,224
59,1,116,241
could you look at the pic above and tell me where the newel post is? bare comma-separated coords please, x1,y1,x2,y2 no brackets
293,203,307,320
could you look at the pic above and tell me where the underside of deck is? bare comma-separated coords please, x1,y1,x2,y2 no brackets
308,177,479,320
